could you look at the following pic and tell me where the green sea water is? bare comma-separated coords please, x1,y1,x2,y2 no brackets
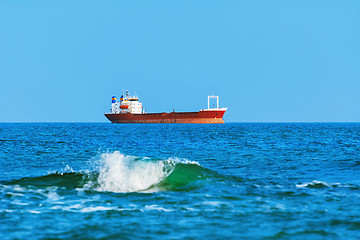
1,123,360,239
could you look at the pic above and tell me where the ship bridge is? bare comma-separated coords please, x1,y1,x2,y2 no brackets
109,91,143,114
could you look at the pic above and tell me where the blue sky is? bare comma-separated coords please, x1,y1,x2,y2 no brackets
0,1,359,122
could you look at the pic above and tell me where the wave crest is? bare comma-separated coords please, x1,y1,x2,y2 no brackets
296,180,340,189
5,152,210,193
96,151,176,193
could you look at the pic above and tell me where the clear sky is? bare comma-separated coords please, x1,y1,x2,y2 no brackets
0,1,359,122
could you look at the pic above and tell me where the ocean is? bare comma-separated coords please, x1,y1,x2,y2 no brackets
0,123,359,239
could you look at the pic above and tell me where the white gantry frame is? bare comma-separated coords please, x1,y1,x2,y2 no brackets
208,95,219,109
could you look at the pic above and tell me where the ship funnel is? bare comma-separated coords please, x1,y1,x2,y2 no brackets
111,96,118,113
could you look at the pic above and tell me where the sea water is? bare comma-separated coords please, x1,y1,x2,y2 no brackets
0,123,359,239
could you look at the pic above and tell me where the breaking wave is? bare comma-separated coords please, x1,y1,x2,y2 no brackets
95,151,177,192
5,151,215,193
296,180,343,189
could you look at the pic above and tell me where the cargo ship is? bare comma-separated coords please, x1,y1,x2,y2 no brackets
104,90,227,124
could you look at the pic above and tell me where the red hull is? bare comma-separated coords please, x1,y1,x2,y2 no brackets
104,110,226,124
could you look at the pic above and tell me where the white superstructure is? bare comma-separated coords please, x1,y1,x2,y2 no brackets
110,90,143,114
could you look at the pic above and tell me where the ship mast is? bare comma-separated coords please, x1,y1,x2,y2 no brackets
208,95,219,109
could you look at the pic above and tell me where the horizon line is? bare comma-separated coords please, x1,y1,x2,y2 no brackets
0,121,359,124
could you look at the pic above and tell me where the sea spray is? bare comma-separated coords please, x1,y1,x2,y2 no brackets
96,151,176,193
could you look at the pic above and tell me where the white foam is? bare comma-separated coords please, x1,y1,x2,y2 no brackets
47,165,75,175
296,180,340,188
6,192,24,197
80,206,114,213
182,207,198,212
43,187,62,202
96,151,176,193
28,210,41,214
12,201,30,206
1,209,14,213
202,201,229,207
12,185,26,192
50,203,83,212
63,165,75,173
144,205,173,212
170,158,200,166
